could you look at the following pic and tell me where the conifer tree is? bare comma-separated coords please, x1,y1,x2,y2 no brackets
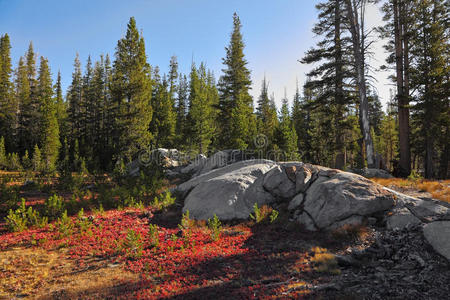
175,74,188,147
0,136,6,169
111,17,152,160
217,13,256,149
186,63,216,153
409,0,449,178
0,34,16,152
67,54,83,151
301,0,355,169
275,94,298,158
256,76,278,152
54,71,67,146
32,144,41,172
15,56,31,154
37,57,60,172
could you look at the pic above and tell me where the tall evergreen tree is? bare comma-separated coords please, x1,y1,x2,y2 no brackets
256,76,278,151
379,0,415,176
175,74,188,147
301,0,355,169
67,54,83,152
186,63,216,153
0,34,16,152
37,57,60,172
217,13,256,149
54,71,67,147
275,94,298,157
111,17,152,160
410,0,449,178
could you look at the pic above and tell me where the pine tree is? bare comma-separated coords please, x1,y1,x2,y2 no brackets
67,54,83,153
301,0,355,169
217,13,256,149
111,17,152,160
54,71,67,147
32,144,42,172
175,74,188,147
410,0,449,178
15,56,30,155
37,57,60,172
256,76,278,152
150,75,176,148
379,0,415,176
0,136,6,169
186,63,216,153
0,34,16,152
275,95,298,158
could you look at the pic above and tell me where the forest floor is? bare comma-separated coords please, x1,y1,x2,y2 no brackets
0,174,449,299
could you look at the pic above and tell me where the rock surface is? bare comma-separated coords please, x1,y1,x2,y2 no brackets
178,158,395,227
423,221,450,261
181,160,276,220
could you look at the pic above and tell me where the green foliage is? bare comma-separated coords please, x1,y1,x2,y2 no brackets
152,191,175,211
217,13,256,149
0,137,6,169
250,203,263,223
44,194,65,221
5,198,47,232
76,208,92,232
269,209,279,223
111,17,152,160
32,145,42,172
123,229,144,259
7,153,22,171
207,214,222,242
0,182,19,213
147,223,160,248
56,210,73,238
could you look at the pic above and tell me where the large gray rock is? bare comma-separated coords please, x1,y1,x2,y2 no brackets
385,187,450,222
386,207,422,230
181,160,276,220
300,172,395,229
423,221,450,261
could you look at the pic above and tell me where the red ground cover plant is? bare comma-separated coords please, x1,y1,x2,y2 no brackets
1,205,337,299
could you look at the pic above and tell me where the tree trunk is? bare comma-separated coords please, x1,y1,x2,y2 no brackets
344,0,375,168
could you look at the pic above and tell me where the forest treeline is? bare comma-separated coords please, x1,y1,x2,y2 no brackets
0,0,448,179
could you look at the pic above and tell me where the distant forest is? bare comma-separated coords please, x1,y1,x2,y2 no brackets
0,0,448,179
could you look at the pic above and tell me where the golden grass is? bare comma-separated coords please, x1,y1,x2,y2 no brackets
0,247,139,299
310,247,340,275
372,178,450,203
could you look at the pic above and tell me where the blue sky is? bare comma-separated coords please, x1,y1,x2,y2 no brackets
0,0,392,108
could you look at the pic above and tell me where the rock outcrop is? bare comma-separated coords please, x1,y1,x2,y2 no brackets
178,159,395,230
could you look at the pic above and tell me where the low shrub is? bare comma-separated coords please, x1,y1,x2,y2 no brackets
5,198,47,232
44,194,65,221
250,203,277,224
56,210,73,238
147,224,160,248
152,191,175,211
123,229,144,259
208,214,222,242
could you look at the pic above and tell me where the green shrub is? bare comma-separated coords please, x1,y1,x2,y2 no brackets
5,198,47,232
269,209,279,223
208,214,222,242
147,224,159,248
250,203,263,223
152,191,175,211
56,210,73,238
123,229,144,259
44,194,65,221
0,183,20,213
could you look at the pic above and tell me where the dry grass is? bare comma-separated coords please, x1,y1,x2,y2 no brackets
310,247,340,275
372,178,450,203
330,224,370,243
0,247,139,299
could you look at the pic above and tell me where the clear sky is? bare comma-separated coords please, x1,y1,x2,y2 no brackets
0,0,392,109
